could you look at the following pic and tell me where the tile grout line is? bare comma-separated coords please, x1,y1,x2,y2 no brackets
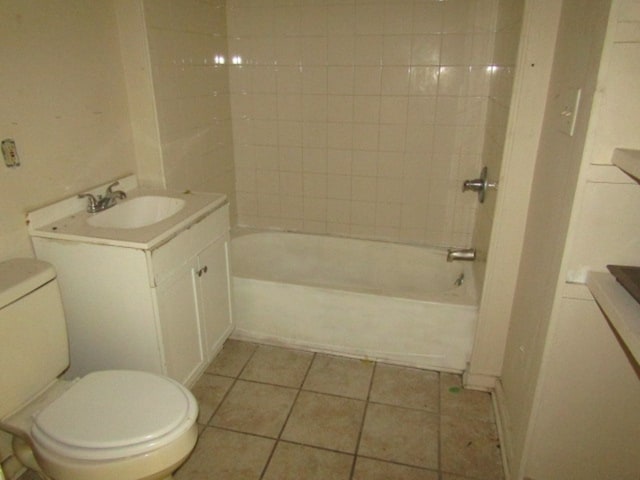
204,342,260,430
258,350,317,480
176,342,261,477
348,359,377,480
194,341,500,480
203,421,446,478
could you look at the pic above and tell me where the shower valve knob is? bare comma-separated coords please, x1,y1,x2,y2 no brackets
461,167,497,203
462,179,485,192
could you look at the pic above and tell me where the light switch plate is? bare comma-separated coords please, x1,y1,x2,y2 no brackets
558,87,582,136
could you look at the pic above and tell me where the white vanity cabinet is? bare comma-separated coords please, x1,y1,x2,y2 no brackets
31,202,233,387
150,210,232,385
196,238,234,358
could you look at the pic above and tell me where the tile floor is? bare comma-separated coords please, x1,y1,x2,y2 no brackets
178,339,504,480
16,339,503,480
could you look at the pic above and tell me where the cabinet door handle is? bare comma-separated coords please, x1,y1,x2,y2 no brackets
197,266,208,277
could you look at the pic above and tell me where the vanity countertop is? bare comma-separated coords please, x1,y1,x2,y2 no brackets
28,176,227,250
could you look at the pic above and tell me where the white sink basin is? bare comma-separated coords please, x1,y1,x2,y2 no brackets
87,196,186,229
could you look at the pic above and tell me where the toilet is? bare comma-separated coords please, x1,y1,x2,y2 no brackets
0,258,198,480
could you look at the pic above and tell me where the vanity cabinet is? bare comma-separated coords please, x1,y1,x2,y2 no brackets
31,203,233,387
196,238,233,358
155,261,205,386
153,233,232,384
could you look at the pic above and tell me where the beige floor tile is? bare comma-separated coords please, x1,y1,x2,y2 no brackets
175,427,274,480
206,339,257,377
191,373,234,424
211,380,297,437
359,403,439,469
441,373,494,422
17,471,41,480
240,344,314,387
302,354,374,399
353,457,439,480
441,415,504,480
281,391,365,453
369,363,439,412
262,442,353,480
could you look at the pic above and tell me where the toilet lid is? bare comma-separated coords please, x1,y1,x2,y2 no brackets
31,370,198,461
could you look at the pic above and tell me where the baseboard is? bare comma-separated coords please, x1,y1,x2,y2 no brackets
463,371,497,391
230,329,465,374
494,379,514,480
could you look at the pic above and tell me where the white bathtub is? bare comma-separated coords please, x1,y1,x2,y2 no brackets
230,230,478,372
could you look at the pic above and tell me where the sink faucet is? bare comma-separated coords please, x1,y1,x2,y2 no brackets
447,248,476,262
78,181,127,213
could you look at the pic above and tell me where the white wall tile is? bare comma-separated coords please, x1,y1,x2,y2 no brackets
354,35,384,65
227,0,499,245
412,1,444,34
355,4,385,35
409,66,440,95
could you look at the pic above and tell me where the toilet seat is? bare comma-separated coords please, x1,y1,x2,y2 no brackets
31,370,198,462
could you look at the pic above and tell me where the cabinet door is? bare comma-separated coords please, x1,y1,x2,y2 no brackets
155,262,205,385
197,236,233,360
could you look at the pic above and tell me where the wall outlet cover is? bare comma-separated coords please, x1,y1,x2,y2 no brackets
1,138,20,168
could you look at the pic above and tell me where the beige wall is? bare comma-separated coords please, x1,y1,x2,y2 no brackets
229,0,499,246
0,1,135,262
465,0,562,389
500,0,611,472
0,0,136,472
525,298,640,479
497,0,640,478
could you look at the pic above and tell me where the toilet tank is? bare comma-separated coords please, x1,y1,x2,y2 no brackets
0,259,69,419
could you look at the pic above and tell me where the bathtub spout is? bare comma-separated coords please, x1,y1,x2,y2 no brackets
447,248,476,262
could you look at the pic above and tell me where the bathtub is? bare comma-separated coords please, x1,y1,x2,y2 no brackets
230,230,478,372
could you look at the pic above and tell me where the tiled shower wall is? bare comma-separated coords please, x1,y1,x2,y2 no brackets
229,0,500,247
471,0,523,288
143,0,236,199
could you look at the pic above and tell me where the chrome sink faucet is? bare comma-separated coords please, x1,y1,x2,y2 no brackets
447,248,476,262
78,181,127,213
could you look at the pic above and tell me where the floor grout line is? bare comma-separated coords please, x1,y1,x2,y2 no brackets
258,350,317,480
18,340,502,480
204,342,259,430
348,360,377,479
191,340,502,480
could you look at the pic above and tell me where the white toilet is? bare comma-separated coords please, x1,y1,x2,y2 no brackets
0,258,198,480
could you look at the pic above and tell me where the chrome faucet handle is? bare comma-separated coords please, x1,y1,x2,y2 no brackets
105,181,120,194
462,167,497,203
79,181,126,214
104,181,127,200
463,178,485,192
78,193,100,213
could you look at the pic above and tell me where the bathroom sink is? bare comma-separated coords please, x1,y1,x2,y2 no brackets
28,175,228,249
87,196,186,229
